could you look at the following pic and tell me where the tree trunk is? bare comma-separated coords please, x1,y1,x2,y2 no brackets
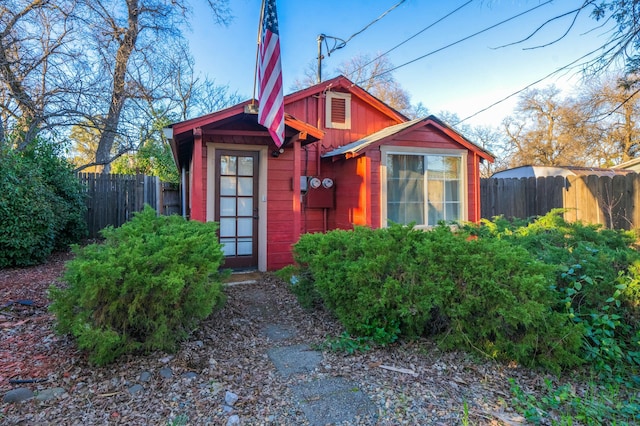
94,0,140,173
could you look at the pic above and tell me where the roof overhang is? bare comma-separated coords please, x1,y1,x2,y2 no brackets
166,101,323,170
322,115,495,162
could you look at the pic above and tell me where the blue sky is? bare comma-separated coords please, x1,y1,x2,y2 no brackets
187,0,617,127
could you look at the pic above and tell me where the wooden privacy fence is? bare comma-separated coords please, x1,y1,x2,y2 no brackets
77,173,181,238
481,174,640,230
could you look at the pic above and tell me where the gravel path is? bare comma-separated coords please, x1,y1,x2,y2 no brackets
2,269,538,425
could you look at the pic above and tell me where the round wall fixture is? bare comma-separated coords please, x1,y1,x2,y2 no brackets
309,177,321,189
322,177,334,188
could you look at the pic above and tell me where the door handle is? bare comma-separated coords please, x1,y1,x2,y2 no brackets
253,208,259,219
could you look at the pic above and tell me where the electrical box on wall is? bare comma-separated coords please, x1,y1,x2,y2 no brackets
306,177,335,208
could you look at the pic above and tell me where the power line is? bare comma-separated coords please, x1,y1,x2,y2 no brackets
346,0,475,80
587,87,640,123
320,0,406,57
455,44,609,126
343,0,406,46
355,0,553,86
317,0,405,82
457,12,633,126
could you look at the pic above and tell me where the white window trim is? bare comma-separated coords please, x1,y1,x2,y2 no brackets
325,92,351,129
380,146,468,229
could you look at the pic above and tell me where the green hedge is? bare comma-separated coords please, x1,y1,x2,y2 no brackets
292,212,640,373
464,211,640,371
49,206,226,365
0,140,86,267
292,223,584,371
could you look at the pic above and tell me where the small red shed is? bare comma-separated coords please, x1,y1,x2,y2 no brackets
167,75,494,271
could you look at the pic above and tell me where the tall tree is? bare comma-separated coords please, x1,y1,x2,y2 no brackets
339,53,411,114
76,0,231,172
111,115,179,183
502,86,597,168
588,1,640,75
0,0,80,149
581,74,640,165
469,124,507,177
68,120,102,173
0,0,231,172
437,111,506,177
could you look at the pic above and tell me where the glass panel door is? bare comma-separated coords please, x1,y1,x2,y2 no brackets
215,150,259,269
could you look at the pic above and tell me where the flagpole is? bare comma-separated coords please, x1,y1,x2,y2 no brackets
252,0,266,108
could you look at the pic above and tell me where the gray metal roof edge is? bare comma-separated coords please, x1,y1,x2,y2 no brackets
322,118,424,158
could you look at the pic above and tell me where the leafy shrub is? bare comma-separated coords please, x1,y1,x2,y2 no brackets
0,139,86,268
293,226,440,345
0,149,55,267
29,142,87,250
49,206,226,365
466,210,639,312
435,235,583,371
465,211,640,372
293,224,583,370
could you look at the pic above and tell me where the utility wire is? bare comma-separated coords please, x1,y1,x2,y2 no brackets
455,43,610,126
355,0,553,86
457,12,634,126
346,0,475,80
342,0,406,46
322,0,406,56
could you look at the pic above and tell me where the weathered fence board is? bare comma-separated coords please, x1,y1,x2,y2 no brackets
480,174,640,230
77,173,181,238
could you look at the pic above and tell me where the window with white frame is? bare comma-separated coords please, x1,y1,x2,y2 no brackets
382,149,466,227
325,92,351,129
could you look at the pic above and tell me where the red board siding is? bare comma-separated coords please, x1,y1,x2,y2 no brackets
285,92,402,151
368,150,382,228
191,131,207,222
300,208,325,234
333,155,372,229
467,152,481,222
266,150,300,270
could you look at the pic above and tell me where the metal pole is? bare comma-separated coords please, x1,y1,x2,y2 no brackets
317,34,324,83
252,0,266,105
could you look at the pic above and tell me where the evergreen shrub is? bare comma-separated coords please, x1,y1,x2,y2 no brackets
49,206,226,365
293,223,583,370
434,235,583,370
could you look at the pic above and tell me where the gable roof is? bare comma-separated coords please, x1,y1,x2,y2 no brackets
169,74,405,139
167,101,325,168
322,115,494,161
285,75,408,123
167,75,410,169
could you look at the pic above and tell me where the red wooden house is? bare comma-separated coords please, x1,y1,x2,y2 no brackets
167,75,494,271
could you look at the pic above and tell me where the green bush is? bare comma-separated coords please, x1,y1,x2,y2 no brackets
293,224,583,370
0,139,86,268
29,142,87,250
293,226,441,344
464,211,640,373
49,206,226,365
434,234,583,371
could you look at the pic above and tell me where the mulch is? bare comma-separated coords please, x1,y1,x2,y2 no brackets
0,251,571,425
0,251,76,392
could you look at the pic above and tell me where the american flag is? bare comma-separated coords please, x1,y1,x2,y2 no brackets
258,0,284,147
